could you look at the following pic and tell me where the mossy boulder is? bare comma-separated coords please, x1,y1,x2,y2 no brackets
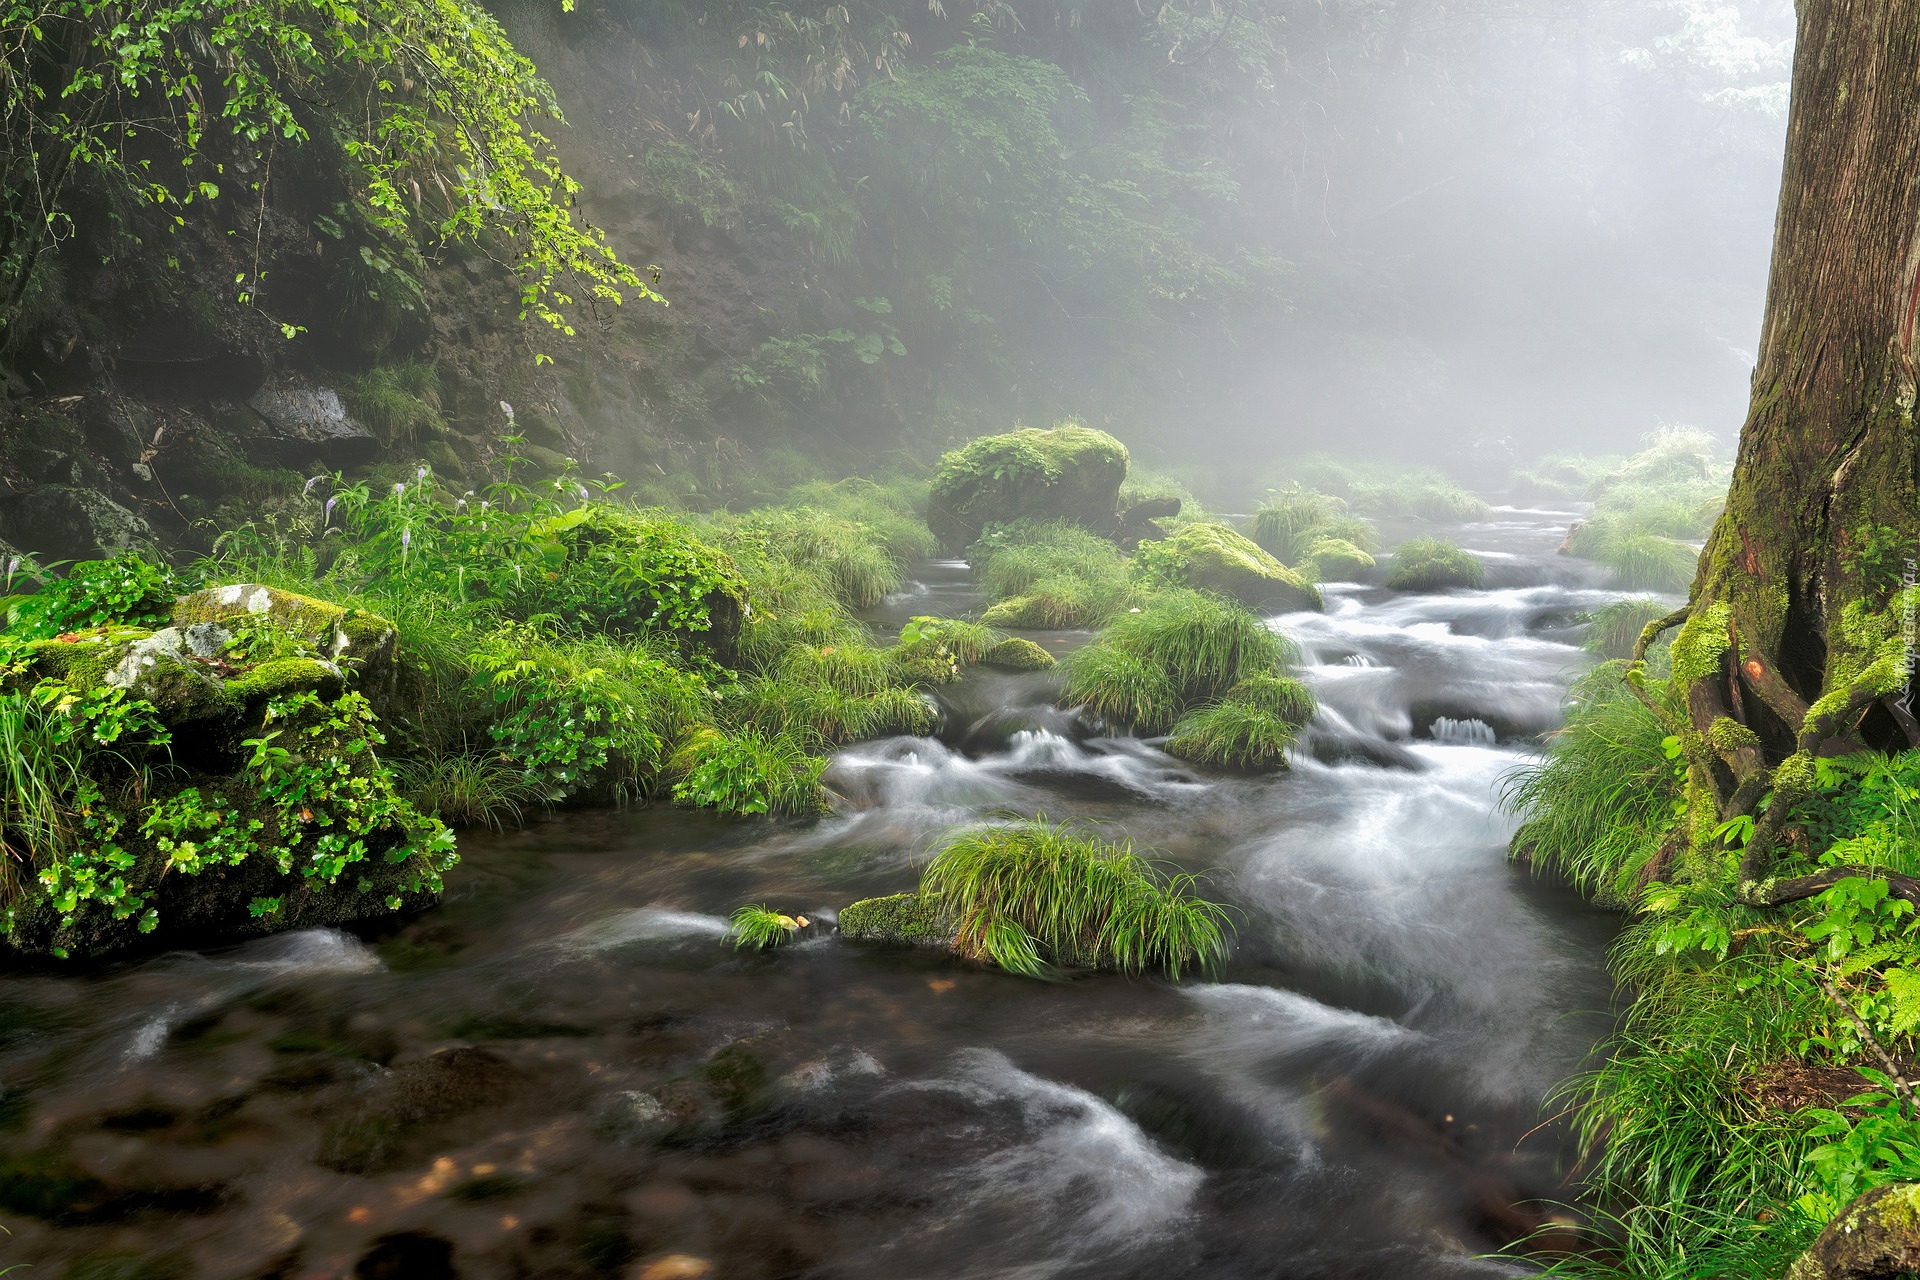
173,584,398,698
101,627,237,722
983,637,1056,671
928,426,1130,551
837,893,953,946
1143,523,1322,613
1386,538,1484,591
1298,537,1376,582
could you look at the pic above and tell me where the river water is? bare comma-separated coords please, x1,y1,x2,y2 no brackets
0,507,1631,1280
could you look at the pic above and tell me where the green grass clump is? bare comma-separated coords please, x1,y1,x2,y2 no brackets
727,904,805,950
1060,590,1299,735
1248,485,1343,563
0,690,86,902
392,752,541,831
1583,597,1673,660
1385,536,1484,591
1567,516,1700,592
970,520,1138,629
920,820,1231,978
346,361,443,447
1164,699,1300,770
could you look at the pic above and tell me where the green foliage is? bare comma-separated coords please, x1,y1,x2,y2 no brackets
1060,590,1297,734
1248,485,1343,563
1,0,657,335
643,138,740,229
1164,699,1301,771
727,904,804,950
920,820,1231,979
669,726,829,817
729,303,906,404
1261,457,1489,523
6,555,177,638
1503,665,1680,904
1385,537,1483,591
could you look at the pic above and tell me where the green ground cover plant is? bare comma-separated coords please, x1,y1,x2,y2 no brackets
1507,654,1920,1274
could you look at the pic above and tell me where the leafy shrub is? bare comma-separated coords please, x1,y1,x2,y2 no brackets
670,726,829,816
920,820,1231,978
1385,537,1483,590
6,555,178,638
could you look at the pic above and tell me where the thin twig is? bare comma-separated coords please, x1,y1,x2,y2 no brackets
1810,968,1917,1109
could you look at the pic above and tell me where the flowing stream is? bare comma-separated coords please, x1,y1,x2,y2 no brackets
0,507,1632,1280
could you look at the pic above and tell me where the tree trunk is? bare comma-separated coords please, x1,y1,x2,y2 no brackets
1634,0,1920,885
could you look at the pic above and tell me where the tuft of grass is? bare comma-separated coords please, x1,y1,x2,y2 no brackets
1501,665,1677,904
1060,591,1298,733
921,820,1231,979
1385,536,1483,591
1583,597,1672,660
970,520,1138,629
392,752,540,832
0,692,84,903
1221,674,1317,724
1248,486,1342,563
346,361,443,448
727,904,805,950
1164,699,1300,770
1058,642,1182,732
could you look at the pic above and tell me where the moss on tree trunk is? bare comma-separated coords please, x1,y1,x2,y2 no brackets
1632,0,1920,887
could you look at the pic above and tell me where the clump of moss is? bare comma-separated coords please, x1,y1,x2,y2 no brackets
838,892,950,945
1297,536,1376,582
1134,523,1321,612
1385,537,1484,591
983,637,1056,670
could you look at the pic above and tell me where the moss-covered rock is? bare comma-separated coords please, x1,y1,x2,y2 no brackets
983,637,1056,670
172,584,398,695
1298,537,1376,582
224,656,347,703
837,893,953,946
101,627,236,722
928,426,1129,551
15,631,144,691
1143,523,1322,612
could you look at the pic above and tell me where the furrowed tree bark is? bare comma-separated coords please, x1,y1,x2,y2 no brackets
1633,0,1920,884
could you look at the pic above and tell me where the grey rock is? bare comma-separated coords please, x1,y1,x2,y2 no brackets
79,397,152,464
0,485,158,561
103,627,230,720
243,381,379,468
184,622,232,658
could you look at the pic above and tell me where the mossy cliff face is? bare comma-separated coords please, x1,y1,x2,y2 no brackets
1142,523,1322,613
927,427,1130,552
